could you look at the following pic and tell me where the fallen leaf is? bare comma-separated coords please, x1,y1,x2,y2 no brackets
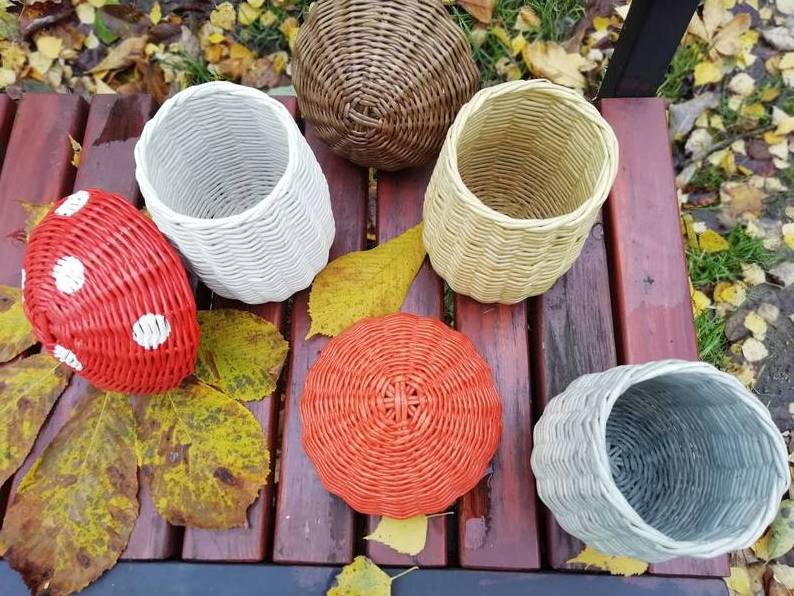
728,72,755,96
713,14,751,56
754,500,794,560
714,281,747,307
68,133,81,168
0,285,36,363
209,1,235,30
279,16,299,51
0,389,138,596
241,55,280,89
135,378,269,529
724,565,764,596
703,0,725,40
669,92,718,139
744,311,767,340
89,35,147,73
17,200,53,241
779,0,794,15
76,2,95,24
307,223,426,338
692,288,712,316
0,353,70,486
195,309,288,402
365,515,428,556
149,1,161,24
758,302,779,324
694,60,724,86
699,229,731,252
522,41,594,90
327,556,415,596
93,9,119,45
771,564,794,589
35,35,62,60
514,6,540,31
783,222,794,250
238,1,261,26
457,0,493,24
567,545,648,576
742,262,767,285
762,27,794,51
686,128,713,155
27,50,53,75
742,337,768,362
720,182,765,218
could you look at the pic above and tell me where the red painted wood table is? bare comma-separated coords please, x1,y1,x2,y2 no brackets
0,93,729,596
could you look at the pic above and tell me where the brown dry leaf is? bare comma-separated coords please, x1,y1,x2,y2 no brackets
135,378,269,529
0,285,36,363
713,14,752,56
68,133,81,168
720,182,765,219
242,56,280,89
522,41,593,90
0,389,138,596
457,0,494,24
702,0,725,40
88,35,147,73
0,353,70,486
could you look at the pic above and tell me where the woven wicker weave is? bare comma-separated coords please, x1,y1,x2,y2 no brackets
532,359,788,562
293,0,479,171
135,81,334,305
300,313,502,518
423,79,619,303
23,189,199,394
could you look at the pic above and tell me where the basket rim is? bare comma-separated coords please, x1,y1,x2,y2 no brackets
440,79,619,231
591,358,788,555
134,81,301,228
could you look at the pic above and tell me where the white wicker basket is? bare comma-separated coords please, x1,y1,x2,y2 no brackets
531,359,788,562
134,82,334,304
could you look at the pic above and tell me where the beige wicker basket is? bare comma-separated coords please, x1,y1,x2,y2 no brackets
532,360,789,562
423,80,619,303
293,0,479,171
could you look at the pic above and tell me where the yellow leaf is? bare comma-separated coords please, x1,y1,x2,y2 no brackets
744,311,767,340
780,53,794,70
18,200,53,241
742,262,766,286
766,131,785,145
210,1,236,30
365,516,428,556
0,285,36,363
0,354,70,486
195,309,288,402
88,36,147,73
514,6,540,31
522,41,592,90
260,9,277,27
494,56,522,81
271,50,288,74
238,1,261,26
741,102,766,121
27,51,53,76
135,378,269,529
567,545,648,576
149,1,161,24
720,149,736,174
682,214,699,251
593,16,611,32
491,26,510,48
509,34,526,56
771,564,794,589
279,16,300,51
752,530,771,560
457,0,493,24
699,229,730,252
76,2,95,25
775,116,794,136
36,35,62,60
712,13,751,56
87,0,106,6
783,222,794,249
725,566,756,596
714,281,747,307
692,288,711,316
694,60,723,86
207,31,225,45
307,223,426,338
761,86,782,102
0,389,137,596
248,0,265,7
0,67,14,89
327,556,415,596
229,42,253,61
68,133,81,168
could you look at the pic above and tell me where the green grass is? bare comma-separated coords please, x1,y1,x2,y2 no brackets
160,54,221,88
687,226,774,289
687,164,728,192
695,310,728,367
524,0,585,42
657,43,703,102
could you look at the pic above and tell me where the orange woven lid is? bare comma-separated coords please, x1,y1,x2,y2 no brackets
300,312,502,518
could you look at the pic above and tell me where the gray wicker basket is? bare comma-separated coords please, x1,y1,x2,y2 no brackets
531,359,788,562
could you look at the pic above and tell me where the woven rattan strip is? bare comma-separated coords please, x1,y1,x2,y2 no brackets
135,81,334,305
23,189,199,394
300,313,502,518
531,360,789,562
293,0,479,171
423,79,619,303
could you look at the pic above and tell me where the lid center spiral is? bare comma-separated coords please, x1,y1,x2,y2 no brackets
380,379,421,423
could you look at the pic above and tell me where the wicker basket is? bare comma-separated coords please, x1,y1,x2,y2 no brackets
423,80,619,303
531,359,788,562
301,313,502,518
135,81,334,305
293,0,479,171
23,189,200,395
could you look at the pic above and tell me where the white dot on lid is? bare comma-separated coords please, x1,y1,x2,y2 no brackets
132,314,171,350
55,191,90,216
52,256,85,294
20,269,25,290
53,344,83,371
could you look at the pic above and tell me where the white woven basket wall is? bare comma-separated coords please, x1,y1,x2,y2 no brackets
135,81,334,304
531,359,788,562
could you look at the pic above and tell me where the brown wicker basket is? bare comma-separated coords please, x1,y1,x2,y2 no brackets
293,0,479,171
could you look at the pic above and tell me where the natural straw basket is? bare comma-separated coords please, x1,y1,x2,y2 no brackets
23,189,200,395
293,0,479,171
531,359,788,562
135,81,334,305
423,79,619,303
300,313,502,518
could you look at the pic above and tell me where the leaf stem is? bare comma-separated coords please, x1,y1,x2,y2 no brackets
390,566,419,582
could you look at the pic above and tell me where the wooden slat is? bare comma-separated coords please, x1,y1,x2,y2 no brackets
272,125,367,564
0,94,87,286
0,96,16,166
530,216,617,570
182,96,297,562
454,298,540,570
364,164,448,567
601,97,729,578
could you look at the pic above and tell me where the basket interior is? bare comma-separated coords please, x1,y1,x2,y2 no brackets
606,371,779,543
141,92,289,219
456,89,608,220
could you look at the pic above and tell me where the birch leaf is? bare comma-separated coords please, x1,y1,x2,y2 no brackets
0,389,138,596
457,0,493,24
522,41,592,90
713,14,751,56
18,200,53,242
699,229,730,253
195,309,288,402
567,545,648,576
365,515,428,556
135,378,269,529
753,499,794,560
327,556,415,596
0,354,70,486
0,285,36,363
307,223,425,338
